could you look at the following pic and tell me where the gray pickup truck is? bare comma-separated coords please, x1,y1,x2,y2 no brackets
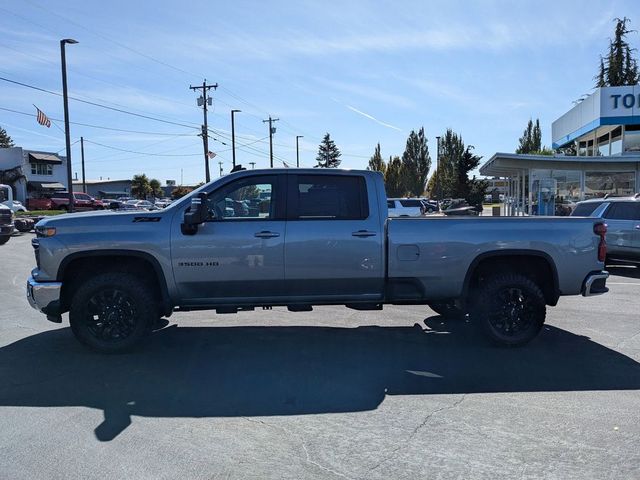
0,203,13,245
27,169,609,352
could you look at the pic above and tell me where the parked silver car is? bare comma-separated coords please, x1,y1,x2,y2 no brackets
572,194,640,263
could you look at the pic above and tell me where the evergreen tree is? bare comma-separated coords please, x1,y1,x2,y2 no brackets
316,133,342,168
0,126,14,148
516,118,542,154
384,156,405,197
596,56,607,87
367,142,386,174
131,173,152,199
401,127,431,197
595,17,639,87
437,129,487,205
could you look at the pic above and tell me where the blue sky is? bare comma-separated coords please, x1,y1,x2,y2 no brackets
1,0,638,184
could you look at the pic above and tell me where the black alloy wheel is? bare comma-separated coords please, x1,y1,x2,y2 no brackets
84,289,137,342
70,272,157,353
474,273,546,346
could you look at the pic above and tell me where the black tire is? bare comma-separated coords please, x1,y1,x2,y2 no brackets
59,205,68,212
0,235,9,245
69,272,158,353
429,301,466,319
472,273,546,346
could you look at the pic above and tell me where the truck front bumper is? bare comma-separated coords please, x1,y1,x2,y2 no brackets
26,276,63,322
582,271,609,297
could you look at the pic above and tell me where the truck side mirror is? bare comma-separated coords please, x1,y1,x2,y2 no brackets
182,192,209,235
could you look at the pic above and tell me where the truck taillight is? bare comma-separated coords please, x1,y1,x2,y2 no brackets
594,222,607,262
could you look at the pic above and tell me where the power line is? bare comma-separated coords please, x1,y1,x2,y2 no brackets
0,76,201,130
0,106,196,136
82,139,202,157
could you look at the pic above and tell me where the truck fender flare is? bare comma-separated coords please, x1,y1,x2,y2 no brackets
461,249,560,305
57,249,172,313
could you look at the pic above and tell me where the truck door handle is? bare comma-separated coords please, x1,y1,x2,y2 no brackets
352,230,377,237
254,231,280,238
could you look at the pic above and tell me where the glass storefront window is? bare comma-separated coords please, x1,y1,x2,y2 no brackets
584,171,636,198
624,125,640,153
610,127,622,155
586,139,594,156
578,141,587,156
597,134,609,156
531,169,581,215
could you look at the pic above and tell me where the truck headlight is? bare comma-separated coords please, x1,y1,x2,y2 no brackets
36,226,56,237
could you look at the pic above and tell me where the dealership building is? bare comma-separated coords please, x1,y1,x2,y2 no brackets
480,85,640,215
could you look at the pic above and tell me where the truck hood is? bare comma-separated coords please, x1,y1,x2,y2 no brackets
36,209,169,230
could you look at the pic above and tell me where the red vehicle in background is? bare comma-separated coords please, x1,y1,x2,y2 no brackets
27,192,104,211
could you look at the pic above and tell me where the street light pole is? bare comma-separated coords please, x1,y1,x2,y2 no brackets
231,109,241,168
296,135,303,168
60,38,78,212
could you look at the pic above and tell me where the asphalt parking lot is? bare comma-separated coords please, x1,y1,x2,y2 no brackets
1,232,640,479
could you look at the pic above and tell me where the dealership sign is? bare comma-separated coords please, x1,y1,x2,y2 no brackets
552,85,640,148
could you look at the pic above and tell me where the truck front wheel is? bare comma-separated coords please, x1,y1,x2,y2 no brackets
69,273,157,353
472,273,546,346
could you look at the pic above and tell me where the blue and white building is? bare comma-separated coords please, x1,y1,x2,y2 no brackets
480,85,640,215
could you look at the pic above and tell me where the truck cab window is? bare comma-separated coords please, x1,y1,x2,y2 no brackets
294,175,368,220
207,177,275,220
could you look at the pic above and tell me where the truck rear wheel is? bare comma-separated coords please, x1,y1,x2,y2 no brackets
472,273,546,346
69,272,157,353
0,235,9,245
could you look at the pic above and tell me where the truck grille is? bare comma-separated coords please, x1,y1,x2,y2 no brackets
0,210,11,224
31,238,40,269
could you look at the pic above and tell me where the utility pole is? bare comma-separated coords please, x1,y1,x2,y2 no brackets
80,136,86,193
218,161,223,177
435,136,441,202
190,79,218,183
249,162,256,169
296,135,303,168
231,109,241,168
262,116,279,168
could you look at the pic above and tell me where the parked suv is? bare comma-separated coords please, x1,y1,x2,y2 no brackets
572,194,640,263
387,198,425,217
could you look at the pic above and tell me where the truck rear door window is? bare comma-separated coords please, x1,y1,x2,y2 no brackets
293,175,368,220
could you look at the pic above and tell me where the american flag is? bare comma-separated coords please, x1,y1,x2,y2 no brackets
34,106,51,128
207,150,216,159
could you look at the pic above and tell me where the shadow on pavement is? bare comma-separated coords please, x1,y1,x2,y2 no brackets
607,263,640,279
1,317,639,441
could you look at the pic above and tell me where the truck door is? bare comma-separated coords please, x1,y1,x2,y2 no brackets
171,174,287,304
283,173,384,301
